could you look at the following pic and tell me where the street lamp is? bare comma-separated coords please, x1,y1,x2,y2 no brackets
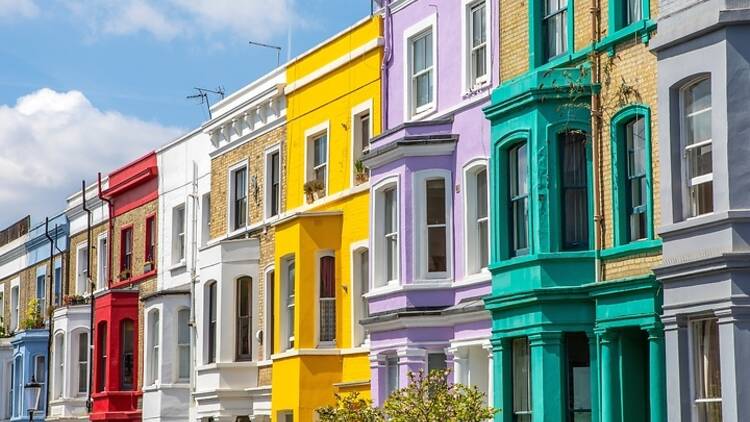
24,375,41,422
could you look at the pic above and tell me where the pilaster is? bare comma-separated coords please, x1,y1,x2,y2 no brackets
528,332,564,422
646,325,666,422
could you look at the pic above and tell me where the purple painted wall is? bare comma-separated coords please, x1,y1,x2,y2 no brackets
365,0,499,406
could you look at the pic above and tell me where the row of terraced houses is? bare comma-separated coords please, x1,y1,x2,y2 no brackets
0,0,748,421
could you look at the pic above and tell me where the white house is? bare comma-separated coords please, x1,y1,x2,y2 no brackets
142,128,210,422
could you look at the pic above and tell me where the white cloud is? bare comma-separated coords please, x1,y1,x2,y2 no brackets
0,88,183,226
62,0,294,43
0,0,39,19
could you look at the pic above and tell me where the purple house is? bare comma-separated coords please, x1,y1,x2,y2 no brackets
362,0,498,406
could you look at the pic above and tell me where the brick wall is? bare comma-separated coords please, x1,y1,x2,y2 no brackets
67,223,108,296
111,200,158,282
500,0,529,80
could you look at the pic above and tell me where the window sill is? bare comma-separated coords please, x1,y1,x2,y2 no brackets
488,251,596,272
408,105,437,122
454,270,492,286
168,261,186,272
600,239,662,260
365,279,453,299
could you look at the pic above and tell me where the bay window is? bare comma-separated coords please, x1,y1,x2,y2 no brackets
318,255,336,345
466,163,489,275
681,77,713,218
544,0,568,60
512,338,532,422
373,181,399,288
417,171,451,279
96,321,107,392
236,276,253,360
560,131,589,250
282,257,296,351
148,310,160,385
692,318,722,422
54,333,64,399
177,309,190,381
121,319,135,390
207,281,217,364
77,332,89,394
509,143,529,257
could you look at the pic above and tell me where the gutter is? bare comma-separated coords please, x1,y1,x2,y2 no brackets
81,180,95,412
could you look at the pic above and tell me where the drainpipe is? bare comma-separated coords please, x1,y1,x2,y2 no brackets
44,218,55,418
82,180,96,412
187,162,200,404
98,173,114,289
591,0,603,283
380,0,393,132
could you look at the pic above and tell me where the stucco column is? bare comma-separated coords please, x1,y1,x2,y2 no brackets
599,330,618,422
646,326,666,422
662,315,690,421
447,347,467,385
397,348,426,388
491,338,511,422
483,342,494,409
369,354,387,407
717,309,750,421
529,332,564,422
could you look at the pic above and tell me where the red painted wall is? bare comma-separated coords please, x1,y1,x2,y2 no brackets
91,290,142,421
103,151,158,217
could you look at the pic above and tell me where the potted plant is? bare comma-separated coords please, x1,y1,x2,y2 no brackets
0,317,7,337
20,298,44,330
304,179,325,203
144,260,154,272
354,160,369,185
63,295,87,306
118,269,131,281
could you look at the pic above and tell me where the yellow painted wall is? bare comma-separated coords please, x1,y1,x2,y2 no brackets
272,15,382,422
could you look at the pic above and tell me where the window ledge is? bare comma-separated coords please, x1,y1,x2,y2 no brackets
598,19,657,55
365,280,453,299
168,261,186,272
489,251,596,272
454,270,492,287
408,105,437,122
600,239,662,260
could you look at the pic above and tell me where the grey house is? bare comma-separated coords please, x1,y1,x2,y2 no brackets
651,1,750,421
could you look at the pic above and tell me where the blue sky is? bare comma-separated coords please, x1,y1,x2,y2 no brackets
0,0,376,227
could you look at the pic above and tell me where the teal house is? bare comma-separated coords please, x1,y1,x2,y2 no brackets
483,0,666,421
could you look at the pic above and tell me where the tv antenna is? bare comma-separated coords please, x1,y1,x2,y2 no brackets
249,40,282,67
187,86,225,119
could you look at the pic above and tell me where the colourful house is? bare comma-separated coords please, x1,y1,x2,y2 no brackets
361,0,498,407
271,15,382,422
484,0,665,421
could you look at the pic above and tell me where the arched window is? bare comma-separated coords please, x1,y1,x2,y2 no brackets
318,254,336,345
148,310,160,385
177,308,190,382
96,321,107,393
206,281,217,364
236,277,253,361
53,332,64,399
120,319,135,390
559,131,589,250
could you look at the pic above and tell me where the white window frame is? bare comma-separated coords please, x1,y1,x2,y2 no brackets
76,242,89,295
74,329,89,396
404,14,438,120
350,242,369,348
264,145,283,220
146,308,161,386
263,266,275,360
176,307,191,383
200,193,211,247
413,169,453,281
463,159,491,278
350,100,374,186
371,176,400,289
304,121,330,201
96,233,107,292
0,285,5,331
315,250,337,348
688,316,723,420
461,0,492,92
235,275,255,361
53,331,64,400
228,160,249,234
172,203,186,265
679,76,713,219
281,256,296,352
10,279,19,332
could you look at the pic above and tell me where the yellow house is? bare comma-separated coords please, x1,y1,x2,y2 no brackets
272,15,382,422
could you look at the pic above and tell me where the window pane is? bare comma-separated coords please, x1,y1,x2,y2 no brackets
693,319,722,399
561,132,589,249
426,179,446,225
427,226,447,272
384,188,396,233
121,320,134,390
386,356,400,396
477,169,488,219
685,78,711,115
510,143,529,255
567,333,591,419
416,72,432,108
690,182,714,216
512,338,531,417
624,0,642,26
314,135,327,167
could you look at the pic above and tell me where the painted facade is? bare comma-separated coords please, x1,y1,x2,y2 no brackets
361,0,498,407
47,181,108,421
271,15,382,422
484,0,666,421
650,1,750,420
91,152,159,422
193,67,286,422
